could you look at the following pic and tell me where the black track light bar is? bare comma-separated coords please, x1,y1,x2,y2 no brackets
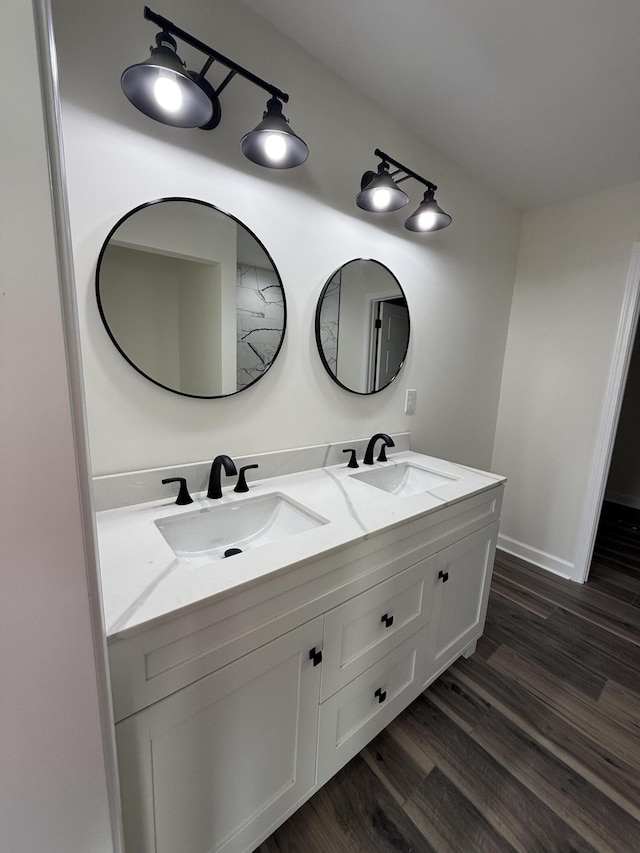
374,149,437,193
357,149,451,230
143,6,289,103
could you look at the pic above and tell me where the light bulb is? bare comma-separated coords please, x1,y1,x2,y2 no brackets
154,73,182,113
372,188,392,210
417,211,437,231
263,133,287,163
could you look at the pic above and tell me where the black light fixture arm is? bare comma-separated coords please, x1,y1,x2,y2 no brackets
375,148,437,193
143,6,289,102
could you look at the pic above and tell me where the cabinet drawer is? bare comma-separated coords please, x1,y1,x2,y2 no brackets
320,556,435,701
317,625,429,786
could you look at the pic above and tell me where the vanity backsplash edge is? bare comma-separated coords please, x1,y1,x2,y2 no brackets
92,433,411,511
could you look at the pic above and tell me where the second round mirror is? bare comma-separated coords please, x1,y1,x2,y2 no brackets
315,259,409,394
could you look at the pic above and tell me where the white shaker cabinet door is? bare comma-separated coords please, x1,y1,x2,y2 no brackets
116,616,323,853
427,521,499,681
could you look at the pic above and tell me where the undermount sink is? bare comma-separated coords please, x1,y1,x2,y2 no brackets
350,462,457,497
155,493,328,563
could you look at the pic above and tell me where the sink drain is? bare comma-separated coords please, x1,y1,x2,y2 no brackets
223,548,243,558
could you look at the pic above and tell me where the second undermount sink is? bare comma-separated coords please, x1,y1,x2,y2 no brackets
155,493,328,563
350,462,457,497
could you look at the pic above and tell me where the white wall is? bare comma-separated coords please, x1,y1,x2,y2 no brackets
1,1,116,850
492,179,640,578
51,0,521,477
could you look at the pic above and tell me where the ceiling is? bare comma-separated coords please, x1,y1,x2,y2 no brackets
239,0,640,210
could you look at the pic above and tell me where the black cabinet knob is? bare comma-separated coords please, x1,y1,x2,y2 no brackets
438,569,449,583
374,687,387,704
309,647,323,667
380,613,394,628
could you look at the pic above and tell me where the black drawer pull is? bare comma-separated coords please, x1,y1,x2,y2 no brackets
309,647,323,666
438,570,449,583
381,613,394,628
374,687,387,704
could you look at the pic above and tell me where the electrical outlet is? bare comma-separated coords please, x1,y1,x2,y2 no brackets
405,389,417,415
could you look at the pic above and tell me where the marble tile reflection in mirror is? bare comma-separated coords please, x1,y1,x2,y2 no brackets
96,198,286,398
315,259,409,394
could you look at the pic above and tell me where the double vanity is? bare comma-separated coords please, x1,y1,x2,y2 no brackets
96,436,504,853
84,71,498,848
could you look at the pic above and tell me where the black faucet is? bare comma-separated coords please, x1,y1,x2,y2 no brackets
363,433,395,465
207,455,238,499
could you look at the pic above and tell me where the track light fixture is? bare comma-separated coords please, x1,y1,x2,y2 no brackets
356,149,452,232
121,6,308,169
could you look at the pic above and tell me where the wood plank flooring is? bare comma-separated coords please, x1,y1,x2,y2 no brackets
592,501,640,592
256,547,640,852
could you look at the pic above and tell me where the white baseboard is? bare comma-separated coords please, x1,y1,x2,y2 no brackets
603,490,640,510
497,534,576,581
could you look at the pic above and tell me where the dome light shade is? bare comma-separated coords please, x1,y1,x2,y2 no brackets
356,163,409,212
404,188,452,232
241,98,309,169
121,32,215,128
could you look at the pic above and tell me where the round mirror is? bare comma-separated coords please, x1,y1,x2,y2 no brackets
96,198,286,398
315,259,409,394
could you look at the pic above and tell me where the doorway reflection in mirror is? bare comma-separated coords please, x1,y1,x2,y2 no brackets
315,259,409,394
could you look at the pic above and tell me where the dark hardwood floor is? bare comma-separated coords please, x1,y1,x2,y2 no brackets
592,501,640,589
256,545,640,852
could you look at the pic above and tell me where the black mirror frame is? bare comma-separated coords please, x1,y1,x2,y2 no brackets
96,197,287,399
314,258,410,395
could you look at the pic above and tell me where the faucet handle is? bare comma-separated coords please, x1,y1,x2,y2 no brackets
162,477,193,505
343,448,359,469
377,444,390,463
234,464,259,493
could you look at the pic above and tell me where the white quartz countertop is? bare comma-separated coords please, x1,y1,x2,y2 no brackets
96,451,505,640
